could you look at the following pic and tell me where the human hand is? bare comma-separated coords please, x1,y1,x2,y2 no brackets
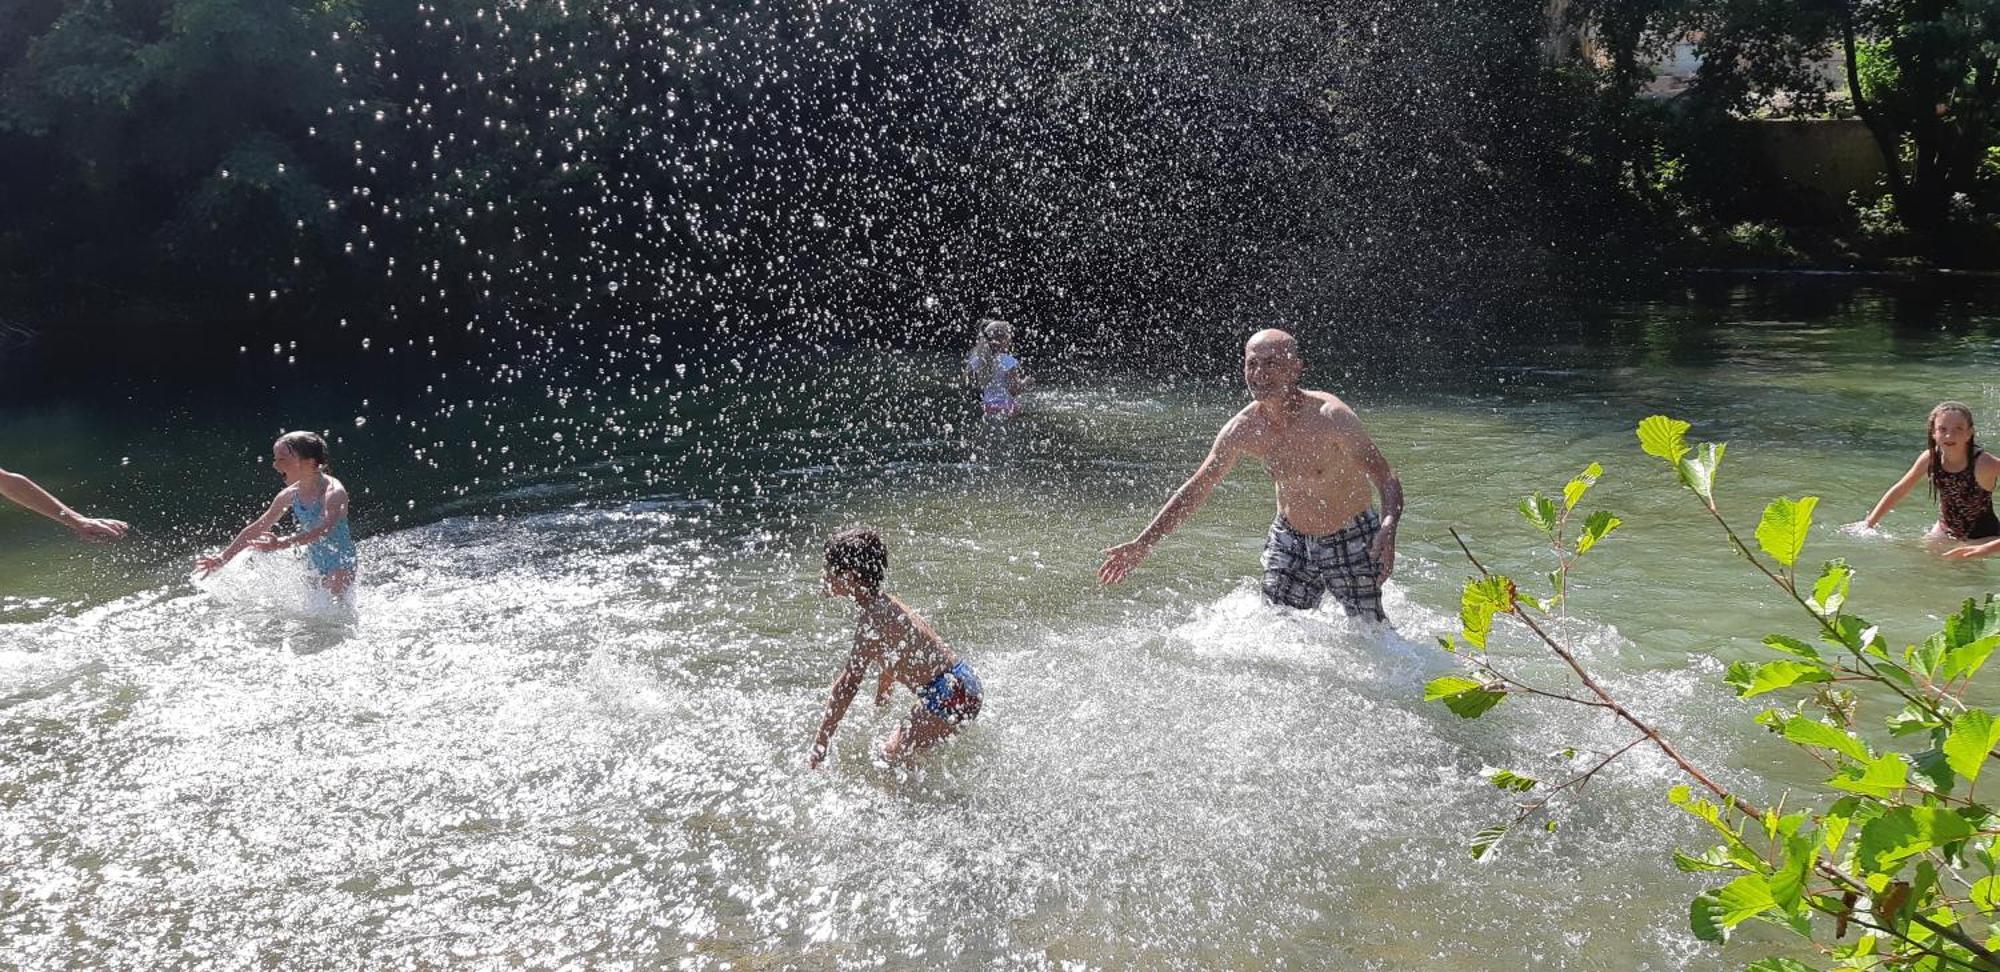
1098,539,1151,586
194,554,225,578
1371,525,1397,579
247,532,287,552
65,513,130,542
807,745,826,770
1944,542,1997,560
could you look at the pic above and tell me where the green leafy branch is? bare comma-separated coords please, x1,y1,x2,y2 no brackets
1432,415,2000,971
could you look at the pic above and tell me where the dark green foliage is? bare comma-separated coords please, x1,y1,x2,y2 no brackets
1,0,343,290
1551,0,2000,261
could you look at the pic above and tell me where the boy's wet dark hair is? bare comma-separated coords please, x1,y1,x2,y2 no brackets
277,430,329,466
824,526,886,590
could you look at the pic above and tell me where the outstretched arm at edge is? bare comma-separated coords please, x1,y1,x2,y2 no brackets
0,467,130,540
1864,451,1931,528
1098,421,1244,585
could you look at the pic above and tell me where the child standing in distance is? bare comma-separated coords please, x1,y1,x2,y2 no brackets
808,527,982,768
965,318,1029,419
1861,401,2000,557
196,431,359,595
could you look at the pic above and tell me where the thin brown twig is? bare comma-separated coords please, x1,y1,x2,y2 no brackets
1467,658,1612,710
1450,527,1765,820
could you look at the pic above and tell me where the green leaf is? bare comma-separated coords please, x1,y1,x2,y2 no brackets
1945,635,2000,683
1972,875,2000,912
1822,797,1862,856
1459,576,1516,649
1673,846,1735,872
1823,617,1886,660
1945,596,2000,648
1888,704,1944,736
1638,415,1692,463
1675,443,1725,503
1908,634,1948,678
1690,890,1728,942
1944,710,2000,784
1482,767,1538,792
1781,717,1871,763
1425,675,1482,700
1713,874,1778,928
1669,786,1755,853
1770,836,1816,913
1754,496,1818,569
1941,598,2000,681
1562,462,1603,511
1911,746,1956,795
1575,510,1621,555
1425,675,1507,719
1519,492,1558,534
1725,659,1833,698
1469,824,1508,860
1857,806,1975,873
1810,560,1853,617
1829,754,1909,799
1762,634,1821,661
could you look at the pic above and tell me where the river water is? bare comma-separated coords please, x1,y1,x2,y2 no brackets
5,280,2000,968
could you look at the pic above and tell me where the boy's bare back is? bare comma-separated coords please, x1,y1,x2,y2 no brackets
855,594,959,694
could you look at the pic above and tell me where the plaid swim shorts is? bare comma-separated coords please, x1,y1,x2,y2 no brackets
1259,509,1386,621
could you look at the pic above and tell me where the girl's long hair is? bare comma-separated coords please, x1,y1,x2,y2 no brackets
1928,401,1978,500
968,318,1012,385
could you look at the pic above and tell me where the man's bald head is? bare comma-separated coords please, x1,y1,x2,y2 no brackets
1243,328,1303,401
1246,328,1298,358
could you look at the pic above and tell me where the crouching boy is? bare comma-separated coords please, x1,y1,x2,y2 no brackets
808,526,983,768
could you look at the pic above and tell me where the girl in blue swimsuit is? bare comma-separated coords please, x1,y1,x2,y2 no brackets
196,431,359,597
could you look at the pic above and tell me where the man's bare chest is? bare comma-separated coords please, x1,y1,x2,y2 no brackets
1244,427,1347,481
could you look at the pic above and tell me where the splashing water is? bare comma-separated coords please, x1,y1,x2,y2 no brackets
25,290,1998,965
4,504,1764,968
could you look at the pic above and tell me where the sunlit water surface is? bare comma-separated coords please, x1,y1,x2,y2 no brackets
7,286,2000,968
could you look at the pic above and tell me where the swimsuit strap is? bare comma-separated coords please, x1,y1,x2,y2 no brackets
296,471,325,506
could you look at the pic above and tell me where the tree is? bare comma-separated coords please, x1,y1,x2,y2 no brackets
1837,0,2000,239
0,0,345,288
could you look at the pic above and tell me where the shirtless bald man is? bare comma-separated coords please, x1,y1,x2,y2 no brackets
1098,329,1403,621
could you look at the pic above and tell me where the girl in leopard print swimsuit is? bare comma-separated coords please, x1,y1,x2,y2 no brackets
1863,401,2000,557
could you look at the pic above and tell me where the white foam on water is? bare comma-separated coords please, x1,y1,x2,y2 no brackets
0,507,1808,969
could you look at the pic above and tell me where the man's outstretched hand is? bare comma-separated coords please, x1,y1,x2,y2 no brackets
1098,539,1151,586
64,513,130,542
